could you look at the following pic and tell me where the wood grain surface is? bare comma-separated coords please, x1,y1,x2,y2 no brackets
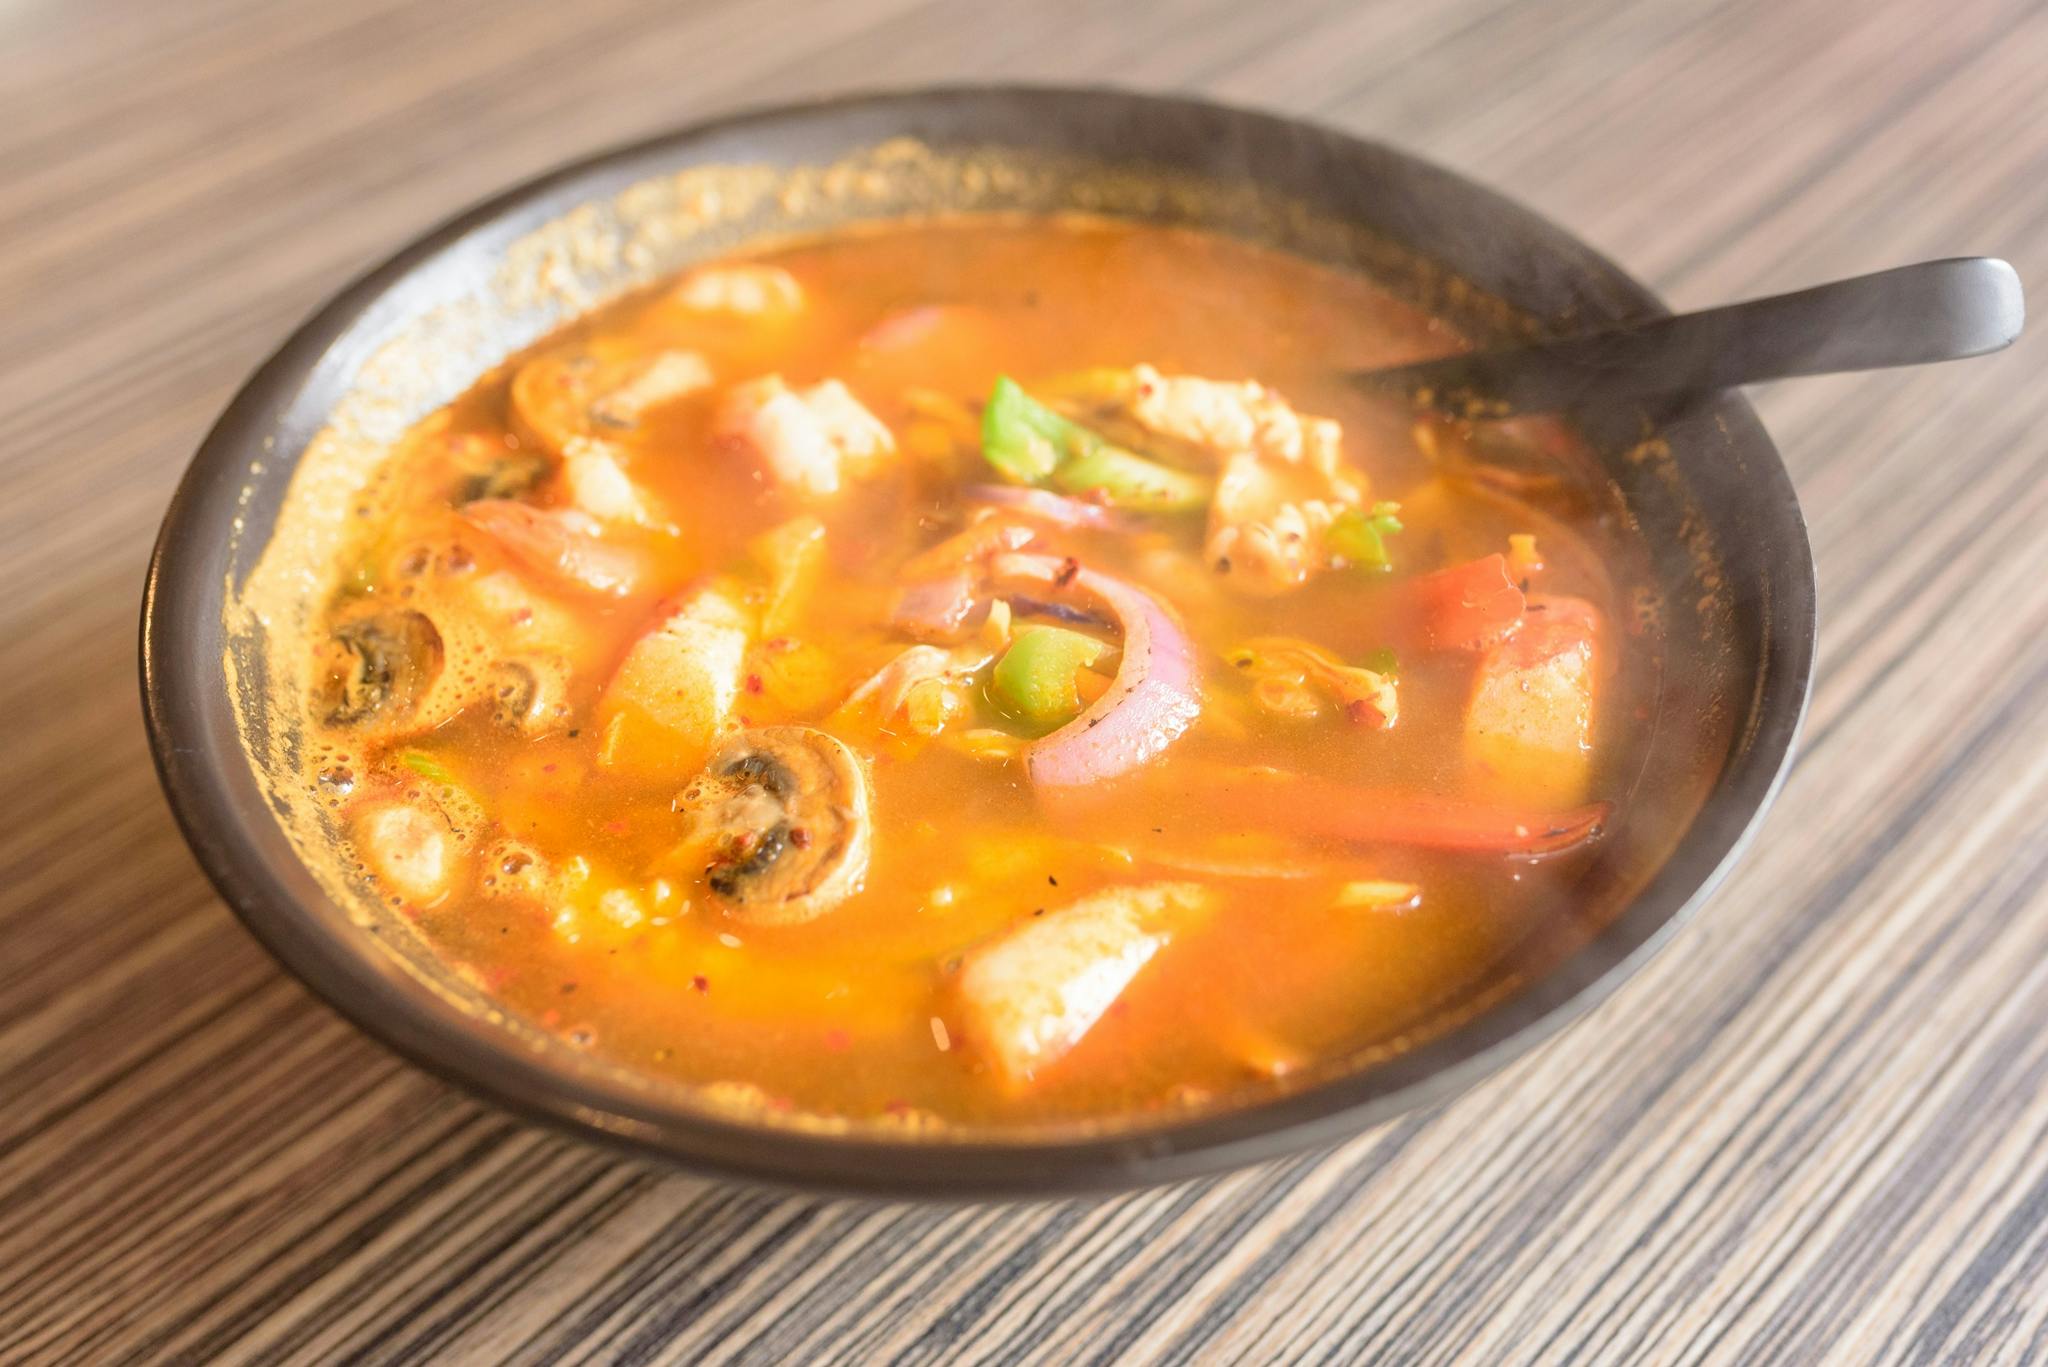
4,0,2046,1361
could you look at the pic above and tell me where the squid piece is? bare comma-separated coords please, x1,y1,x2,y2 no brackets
954,882,1213,1084
1464,596,1603,808
451,567,595,661
900,515,1036,579
587,352,715,430
597,586,751,776
888,515,1037,642
715,376,896,498
748,514,828,637
888,575,985,643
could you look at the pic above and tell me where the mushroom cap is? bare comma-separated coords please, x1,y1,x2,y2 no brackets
678,727,872,926
317,608,445,730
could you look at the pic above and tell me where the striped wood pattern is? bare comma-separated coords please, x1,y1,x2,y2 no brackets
3,0,2046,1361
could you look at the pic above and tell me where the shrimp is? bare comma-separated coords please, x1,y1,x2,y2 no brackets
1122,366,1365,594
461,500,650,595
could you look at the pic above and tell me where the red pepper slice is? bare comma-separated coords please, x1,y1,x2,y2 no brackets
1414,552,1526,651
1218,769,1610,857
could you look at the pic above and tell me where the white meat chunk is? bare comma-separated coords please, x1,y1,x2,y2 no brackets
560,436,657,525
955,882,1212,1084
673,264,804,316
1129,365,1344,467
587,350,713,429
717,376,896,497
1206,457,1358,593
1125,365,1364,594
597,585,751,776
353,799,456,904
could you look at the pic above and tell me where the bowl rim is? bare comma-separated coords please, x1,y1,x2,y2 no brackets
140,83,1816,1199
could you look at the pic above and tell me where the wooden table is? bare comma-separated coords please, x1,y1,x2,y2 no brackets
5,0,2045,1359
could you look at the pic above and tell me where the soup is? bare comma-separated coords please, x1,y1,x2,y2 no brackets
306,216,1651,1131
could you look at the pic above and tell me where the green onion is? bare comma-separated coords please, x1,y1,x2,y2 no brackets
990,626,1109,729
1328,501,1405,571
400,750,456,786
1363,647,1400,677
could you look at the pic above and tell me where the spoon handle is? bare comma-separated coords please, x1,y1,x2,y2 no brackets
1355,257,2025,417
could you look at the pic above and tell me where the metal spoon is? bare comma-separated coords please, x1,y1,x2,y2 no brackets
1354,257,2024,418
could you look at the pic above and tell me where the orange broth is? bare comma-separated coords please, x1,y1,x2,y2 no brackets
308,217,1651,1129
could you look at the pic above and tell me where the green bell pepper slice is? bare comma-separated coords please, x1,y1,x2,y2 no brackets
1327,501,1405,571
981,376,1209,511
991,625,1109,729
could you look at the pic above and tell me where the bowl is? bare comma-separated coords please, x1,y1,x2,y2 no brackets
141,86,1814,1197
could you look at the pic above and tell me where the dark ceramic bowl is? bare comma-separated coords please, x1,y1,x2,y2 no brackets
141,87,1814,1198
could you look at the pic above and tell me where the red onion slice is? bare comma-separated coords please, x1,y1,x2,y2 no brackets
965,484,1132,532
991,553,1201,789
889,573,985,641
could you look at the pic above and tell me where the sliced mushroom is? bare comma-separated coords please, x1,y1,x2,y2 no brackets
457,449,550,504
317,609,444,728
486,654,572,734
434,429,550,505
677,727,871,926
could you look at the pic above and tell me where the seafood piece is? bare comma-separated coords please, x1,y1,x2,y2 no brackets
1124,366,1365,593
597,586,752,776
460,500,650,595
955,883,1212,1083
672,264,804,316
716,376,896,497
511,347,712,454
352,797,458,904
1465,596,1603,807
